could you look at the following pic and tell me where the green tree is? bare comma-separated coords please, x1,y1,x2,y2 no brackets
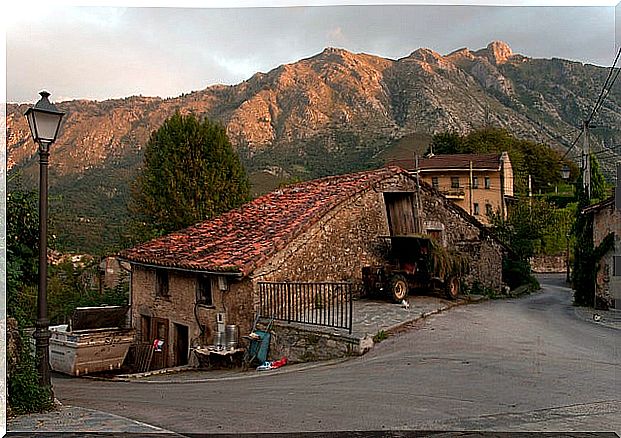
7,184,40,325
128,112,250,241
589,153,608,202
572,153,613,307
7,180,55,414
491,197,560,261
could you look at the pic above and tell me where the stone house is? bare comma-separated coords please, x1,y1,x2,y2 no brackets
583,196,620,310
98,256,130,292
119,167,506,368
397,152,514,225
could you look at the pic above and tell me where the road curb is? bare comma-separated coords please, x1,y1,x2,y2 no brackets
79,357,352,384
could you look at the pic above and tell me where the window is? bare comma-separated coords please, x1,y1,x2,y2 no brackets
473,203,480,215
197,275,213,306
156,269,169,298
427,229,443,242
484,177,491,189
472,176,479,189
614,256,621,277
431,177,439,190
486,203,493,217
451,177,460,189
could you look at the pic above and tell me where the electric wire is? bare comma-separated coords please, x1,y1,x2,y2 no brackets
587,46,621,125
560,46,621,161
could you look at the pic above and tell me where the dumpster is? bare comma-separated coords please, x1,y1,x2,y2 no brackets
49,305,135,376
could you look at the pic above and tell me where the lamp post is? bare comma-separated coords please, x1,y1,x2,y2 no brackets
25,91,65,388
561,164,571,283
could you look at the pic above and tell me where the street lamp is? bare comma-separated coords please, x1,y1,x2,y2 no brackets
25,91,65,389
561,164,572,283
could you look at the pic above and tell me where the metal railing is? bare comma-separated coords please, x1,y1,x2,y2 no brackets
258,282,353,334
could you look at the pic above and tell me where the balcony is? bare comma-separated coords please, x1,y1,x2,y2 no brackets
440,189,466,200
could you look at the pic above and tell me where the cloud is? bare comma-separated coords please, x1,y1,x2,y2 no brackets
6,4,616,103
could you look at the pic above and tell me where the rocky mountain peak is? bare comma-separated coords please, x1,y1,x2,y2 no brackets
445,47,474,61
314,47,354,62
408,47,443,64
475,41,514,65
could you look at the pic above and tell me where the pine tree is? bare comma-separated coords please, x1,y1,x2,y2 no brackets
128,112,250,242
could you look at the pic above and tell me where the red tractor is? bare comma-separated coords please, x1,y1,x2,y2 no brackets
362,235,464,302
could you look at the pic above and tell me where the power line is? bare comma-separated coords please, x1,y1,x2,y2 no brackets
561,46,621,161
560,129,584,161
587,46,621,124
566,144,621,160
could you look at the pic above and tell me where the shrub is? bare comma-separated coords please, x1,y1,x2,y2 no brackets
8,329,54,415
503,258,539,291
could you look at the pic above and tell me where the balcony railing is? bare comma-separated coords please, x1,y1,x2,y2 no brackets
440,189,466,200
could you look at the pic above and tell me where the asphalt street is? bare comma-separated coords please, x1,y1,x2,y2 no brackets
50,274,620,434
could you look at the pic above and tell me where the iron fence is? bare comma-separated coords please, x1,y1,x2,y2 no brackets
258,282,353,334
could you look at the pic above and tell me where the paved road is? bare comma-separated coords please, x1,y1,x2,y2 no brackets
51,274,620,434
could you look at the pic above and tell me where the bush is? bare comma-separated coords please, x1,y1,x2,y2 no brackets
468,281,499,299
8,329,54,415
503,258,539,291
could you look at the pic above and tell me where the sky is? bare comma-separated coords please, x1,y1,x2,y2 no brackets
3,1,621,104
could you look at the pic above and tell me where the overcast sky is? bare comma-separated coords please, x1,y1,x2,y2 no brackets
4,1,621,104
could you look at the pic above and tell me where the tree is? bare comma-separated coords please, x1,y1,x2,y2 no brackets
128,112,250,241
427,128,578,195
7,183,40,325
572,153,612,307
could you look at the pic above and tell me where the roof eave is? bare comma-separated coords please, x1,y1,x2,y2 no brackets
117,257,245,277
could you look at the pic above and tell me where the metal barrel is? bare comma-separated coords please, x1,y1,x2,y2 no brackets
214,331,226,348
225,325,238,349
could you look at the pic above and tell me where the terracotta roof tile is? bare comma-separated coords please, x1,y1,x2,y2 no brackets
119,167,408,276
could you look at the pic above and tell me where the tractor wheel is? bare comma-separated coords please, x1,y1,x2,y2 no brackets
389,274,409,303
445,276,460,300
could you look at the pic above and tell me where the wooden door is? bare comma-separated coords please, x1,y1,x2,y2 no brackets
174,323,189,366
150,317,169,369
384,192,417,236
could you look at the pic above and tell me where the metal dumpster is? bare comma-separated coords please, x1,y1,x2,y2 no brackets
49,305,135,376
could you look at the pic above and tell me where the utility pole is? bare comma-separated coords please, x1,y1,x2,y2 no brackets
414,154,422,233
615,163,621,211
582,120,591,199
469,160,474,215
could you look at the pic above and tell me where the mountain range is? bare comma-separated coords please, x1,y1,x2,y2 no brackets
7,41,621,254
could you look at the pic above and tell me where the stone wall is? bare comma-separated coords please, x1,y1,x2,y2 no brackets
530,255,568,273
269,322,372,363
131,266,255,367
418,184,505,291
592,201,620,308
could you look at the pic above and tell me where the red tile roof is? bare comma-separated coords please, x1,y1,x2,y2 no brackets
390,153,503,171
119,167,409,276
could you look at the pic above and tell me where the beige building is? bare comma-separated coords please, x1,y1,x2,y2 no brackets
410,152,514,224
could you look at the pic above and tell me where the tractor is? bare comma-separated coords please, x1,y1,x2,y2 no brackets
362,235,466,302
